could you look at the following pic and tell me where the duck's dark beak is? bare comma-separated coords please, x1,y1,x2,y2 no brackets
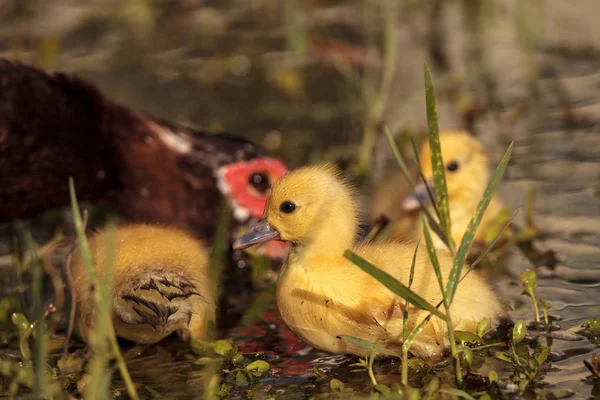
402,181,435,211
233,219,281,250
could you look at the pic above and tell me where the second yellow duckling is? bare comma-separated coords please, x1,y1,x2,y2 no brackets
71,224,215,345
234,165,505,361
403,130,509,248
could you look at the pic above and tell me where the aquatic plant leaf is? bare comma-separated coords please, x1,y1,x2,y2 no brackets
190,339,213,355
424,64,454,252
232,352,244,364
11,313,29,333
494,352,512,363
454,330,484,345
446,142,514,305
477,318,489,338
581,318,600,334
535,346,549,366
344,250,447,321
245,360,270,374
462,346,473,366
520,269,537,296
330,378,345,391
213,340,233,356
512,320,527,345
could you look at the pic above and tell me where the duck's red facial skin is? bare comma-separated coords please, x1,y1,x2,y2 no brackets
217,157,288,222
217,157,289,259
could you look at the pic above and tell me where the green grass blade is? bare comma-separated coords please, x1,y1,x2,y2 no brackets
409,135,440,219
383,126,446,241
68,178,96,282
402,313,434,353
344,250,447,321
460,209,520,283
446,143,514,304
420,216,447,308
383,125,415,187
424,64,454,253
403,241,420,342
70,179,138,400
23,233,47,397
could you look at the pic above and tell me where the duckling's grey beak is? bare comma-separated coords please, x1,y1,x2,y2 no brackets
402,181,435,211
233,219,281,250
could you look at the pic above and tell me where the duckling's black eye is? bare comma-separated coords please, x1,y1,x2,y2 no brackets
446,161,460,172
248,171,270,194
279,201,296,214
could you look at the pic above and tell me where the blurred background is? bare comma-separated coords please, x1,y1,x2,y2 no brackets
1,0,599,397
3,0,593,170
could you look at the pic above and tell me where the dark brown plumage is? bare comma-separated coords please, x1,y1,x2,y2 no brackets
0,59,288,243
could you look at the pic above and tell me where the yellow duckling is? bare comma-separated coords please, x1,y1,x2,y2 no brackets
233,165,505,361
402,130,508,248
71,224,215,345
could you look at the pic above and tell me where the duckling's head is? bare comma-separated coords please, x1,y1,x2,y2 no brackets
233,164,358,250
403,131,491,210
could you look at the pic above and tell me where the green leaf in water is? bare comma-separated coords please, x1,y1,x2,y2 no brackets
520,269,537,296
581,318,600,334
494,352,512,363
477,318,489,338
535,346,549,366
512,320,527,345
190,339,213,355
462,346,473,367
213,340,233,356
235,370,247,383
245,360,270,374
446,142,514,305
330,378,345,391
11,313,30,333
344,250,447,321
455,330,484,345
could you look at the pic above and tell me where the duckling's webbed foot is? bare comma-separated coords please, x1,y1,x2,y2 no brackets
112,274,207,344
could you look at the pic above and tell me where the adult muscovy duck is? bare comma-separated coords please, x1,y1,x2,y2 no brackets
0,59,288,247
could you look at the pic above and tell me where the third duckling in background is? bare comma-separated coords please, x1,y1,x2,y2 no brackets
374,130,510,249
234,164,506,362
